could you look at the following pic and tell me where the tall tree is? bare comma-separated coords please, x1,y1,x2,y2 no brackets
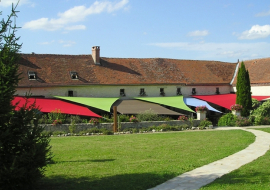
236,61,252,117
0,3,52,189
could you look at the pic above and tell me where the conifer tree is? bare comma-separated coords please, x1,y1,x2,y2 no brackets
236,61,252,117
0,3,52,189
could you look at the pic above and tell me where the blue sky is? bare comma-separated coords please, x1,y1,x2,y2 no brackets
1,0,270,62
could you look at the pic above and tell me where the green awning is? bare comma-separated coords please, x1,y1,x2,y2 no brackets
135,96,194,113
54,96,119,112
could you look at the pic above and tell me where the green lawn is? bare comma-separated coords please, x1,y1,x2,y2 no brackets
38,130,255,190
201,128,270,190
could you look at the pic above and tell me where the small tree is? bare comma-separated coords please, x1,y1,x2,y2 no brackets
0,3,52,189
236,61,252,117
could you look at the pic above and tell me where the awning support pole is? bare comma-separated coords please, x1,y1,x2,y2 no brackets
113,106,117,132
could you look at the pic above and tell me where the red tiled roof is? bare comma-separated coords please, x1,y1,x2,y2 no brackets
18,54,237,87
232,58,270,85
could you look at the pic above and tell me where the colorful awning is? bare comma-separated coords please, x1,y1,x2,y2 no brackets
12,97,101,117
135,96,195,113
54,96,119,112
184,97,222,113
192,94,270,110
114,100,184,115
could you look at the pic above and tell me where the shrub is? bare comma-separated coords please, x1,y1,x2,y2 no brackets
41,131,52,136
38,114,49,124
198,119,213,129
235,116,252,127
180,124,189,130
100,128,114,135
89,118,99,124
252,98,261,109
53,131,65,136
136,109,161,121
48,109,67,124
118,114,130,122
218,113,237,126
163,117,172,121
52,119,62,125
178,115,188,121
251,100,270,118
100,115,113,123
254,116,270,125
66,115,81,124
129,115,139,122
69,120,77,133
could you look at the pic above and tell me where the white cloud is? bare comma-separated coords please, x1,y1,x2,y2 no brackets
238,25,270,40
58,40,76,47
187,30,209,37
148,41,270,61
65,25,86,30
23,0,129,31
39,40,55,45
255,9,270,17
0,0,30,7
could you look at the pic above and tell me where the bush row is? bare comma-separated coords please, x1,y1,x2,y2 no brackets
42,118,213,136
218,100,270,127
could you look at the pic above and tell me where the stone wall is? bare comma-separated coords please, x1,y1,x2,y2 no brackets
41,120,201,133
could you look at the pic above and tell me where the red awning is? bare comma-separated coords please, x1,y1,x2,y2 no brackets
12,97,101,117
192,94,270,110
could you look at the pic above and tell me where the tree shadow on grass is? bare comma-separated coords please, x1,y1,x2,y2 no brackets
36,172,176,190
50,159,116,164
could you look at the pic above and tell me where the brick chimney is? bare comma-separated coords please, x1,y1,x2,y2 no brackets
92,46,100,65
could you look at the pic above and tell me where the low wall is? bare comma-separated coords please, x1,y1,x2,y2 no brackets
41,120,201,133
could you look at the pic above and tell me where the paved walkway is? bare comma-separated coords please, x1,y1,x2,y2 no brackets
148,127,270,190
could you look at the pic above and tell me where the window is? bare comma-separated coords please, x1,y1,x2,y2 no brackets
68,90,73,97
192,88,196,95
176,88,182,95
70,71,78,79
28,71,36,80
140,88,146,96
120,89,125,97
216,87,220,94
160,88,165,96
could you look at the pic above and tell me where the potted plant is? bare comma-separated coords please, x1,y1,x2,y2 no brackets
230,104,242,116
195,106,208,120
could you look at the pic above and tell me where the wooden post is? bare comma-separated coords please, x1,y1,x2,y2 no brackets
113,106,117,132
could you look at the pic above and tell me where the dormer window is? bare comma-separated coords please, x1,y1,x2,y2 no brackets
177,88,182,95
120,89,125,97
140,88,146,96
216,87,220,94
160,88,165,96
28,71,36,80
192,88,196,95
70,71,78,80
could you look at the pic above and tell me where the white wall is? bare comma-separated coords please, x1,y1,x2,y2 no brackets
16,85,232,98
232,85,270,96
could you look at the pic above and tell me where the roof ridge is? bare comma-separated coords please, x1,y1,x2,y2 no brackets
244,57,270,62
20,53,92,56
101,57,235,63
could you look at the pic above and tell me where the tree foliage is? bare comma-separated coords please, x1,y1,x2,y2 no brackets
0,3,52,190
236,61,252,117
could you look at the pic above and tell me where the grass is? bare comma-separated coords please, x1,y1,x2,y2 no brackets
37,130,255,190
201,128,270,190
